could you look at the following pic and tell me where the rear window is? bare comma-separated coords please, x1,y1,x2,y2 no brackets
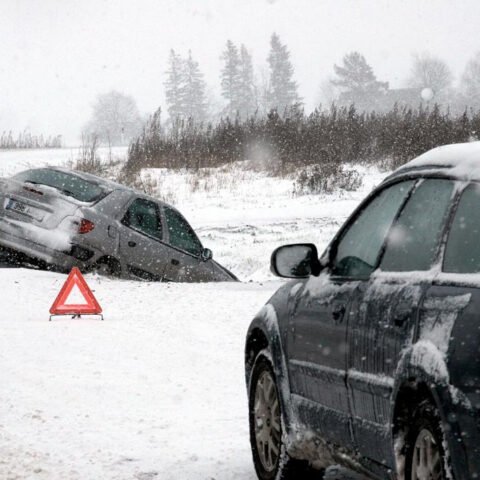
14,169,109,203
380,179,454,272
444,184,480,273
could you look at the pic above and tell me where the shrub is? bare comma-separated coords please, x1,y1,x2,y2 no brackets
293,163,363,196
125,104,480,178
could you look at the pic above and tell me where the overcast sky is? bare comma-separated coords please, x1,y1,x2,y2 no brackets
1,0,479,144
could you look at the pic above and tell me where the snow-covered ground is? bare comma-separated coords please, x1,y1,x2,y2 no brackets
142,163,386,281
0,148,385,479
0,270,283,480
0,146,127,179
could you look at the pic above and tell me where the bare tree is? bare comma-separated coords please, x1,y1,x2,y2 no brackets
408,53,453,102
460,52,480,111
84,90,143,146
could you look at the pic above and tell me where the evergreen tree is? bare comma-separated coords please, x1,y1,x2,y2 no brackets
237,45,256,118
180,51,207,122
267,33,301,111
220,40,241,116
332,52,388,94
164,49,184,120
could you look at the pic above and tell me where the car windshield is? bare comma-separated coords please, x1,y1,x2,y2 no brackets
14,169,109,203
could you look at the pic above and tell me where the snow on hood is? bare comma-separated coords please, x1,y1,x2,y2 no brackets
398,141,480,180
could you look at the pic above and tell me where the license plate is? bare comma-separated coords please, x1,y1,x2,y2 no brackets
6,199,28,214
5,199,44,221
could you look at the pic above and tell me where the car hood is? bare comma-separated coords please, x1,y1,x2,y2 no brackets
211,259,238,281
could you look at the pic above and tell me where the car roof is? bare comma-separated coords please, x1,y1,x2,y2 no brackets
385,141,480,183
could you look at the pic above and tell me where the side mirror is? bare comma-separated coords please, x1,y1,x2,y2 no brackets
201,248,213,262
271,243,321,278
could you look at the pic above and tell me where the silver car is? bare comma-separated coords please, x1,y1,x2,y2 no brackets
0,167,236,282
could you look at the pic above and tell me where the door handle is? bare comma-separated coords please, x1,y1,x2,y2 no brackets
171,258,180,266
332,304,346,323
128,241,136,247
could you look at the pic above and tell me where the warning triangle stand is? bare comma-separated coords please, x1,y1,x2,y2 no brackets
49,267,103,321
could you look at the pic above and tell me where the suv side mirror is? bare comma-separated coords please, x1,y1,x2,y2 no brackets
201,248,213,262
271,243,321,278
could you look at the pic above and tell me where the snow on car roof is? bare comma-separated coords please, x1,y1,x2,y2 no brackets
396,141,480,180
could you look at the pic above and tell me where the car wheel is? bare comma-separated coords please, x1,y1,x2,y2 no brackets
93,258,121,278
404,400,451,480
249,353,315,480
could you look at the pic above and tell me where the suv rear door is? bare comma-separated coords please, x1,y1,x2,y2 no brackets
347,178,456,468
423,182,480,470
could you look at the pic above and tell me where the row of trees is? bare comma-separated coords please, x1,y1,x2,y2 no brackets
328,51,480,111
126,104,480,175
0,131,62,149
85,33,302,145
83,34,480,147
163,33,300,124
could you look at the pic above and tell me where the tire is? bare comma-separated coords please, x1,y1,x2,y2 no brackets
93,258,121,278
249,353,317,480
404,400,451,480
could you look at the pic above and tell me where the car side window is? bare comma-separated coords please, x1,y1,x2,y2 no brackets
331,180,414,278
380,179,454,272
122,198,162,240
164,206,203,256
444,183,480,273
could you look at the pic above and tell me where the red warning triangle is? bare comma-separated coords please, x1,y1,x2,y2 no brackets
50,267,102,315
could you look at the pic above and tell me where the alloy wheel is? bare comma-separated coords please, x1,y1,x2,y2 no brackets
411,428,444,480
253,369,282,473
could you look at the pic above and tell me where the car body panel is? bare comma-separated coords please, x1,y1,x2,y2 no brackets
347,274,426,467
287,277,360,449
0,167,236,282
246,143,480,479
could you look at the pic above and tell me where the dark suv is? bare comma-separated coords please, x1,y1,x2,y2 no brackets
245,142,480,480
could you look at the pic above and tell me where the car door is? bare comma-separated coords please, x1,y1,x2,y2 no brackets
119,197,171,281
347,178,456,468
162,205,214,282
287,179,415,449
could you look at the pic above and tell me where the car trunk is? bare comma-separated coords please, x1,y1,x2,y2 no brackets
1,178,83,230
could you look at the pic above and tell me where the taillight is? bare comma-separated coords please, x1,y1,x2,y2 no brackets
78,219,95,234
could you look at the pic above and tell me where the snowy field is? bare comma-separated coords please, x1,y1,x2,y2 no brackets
0,148,387,479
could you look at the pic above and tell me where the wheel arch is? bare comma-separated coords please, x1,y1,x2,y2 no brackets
245,327,270,383
392,342,469,480
245,304,297,441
